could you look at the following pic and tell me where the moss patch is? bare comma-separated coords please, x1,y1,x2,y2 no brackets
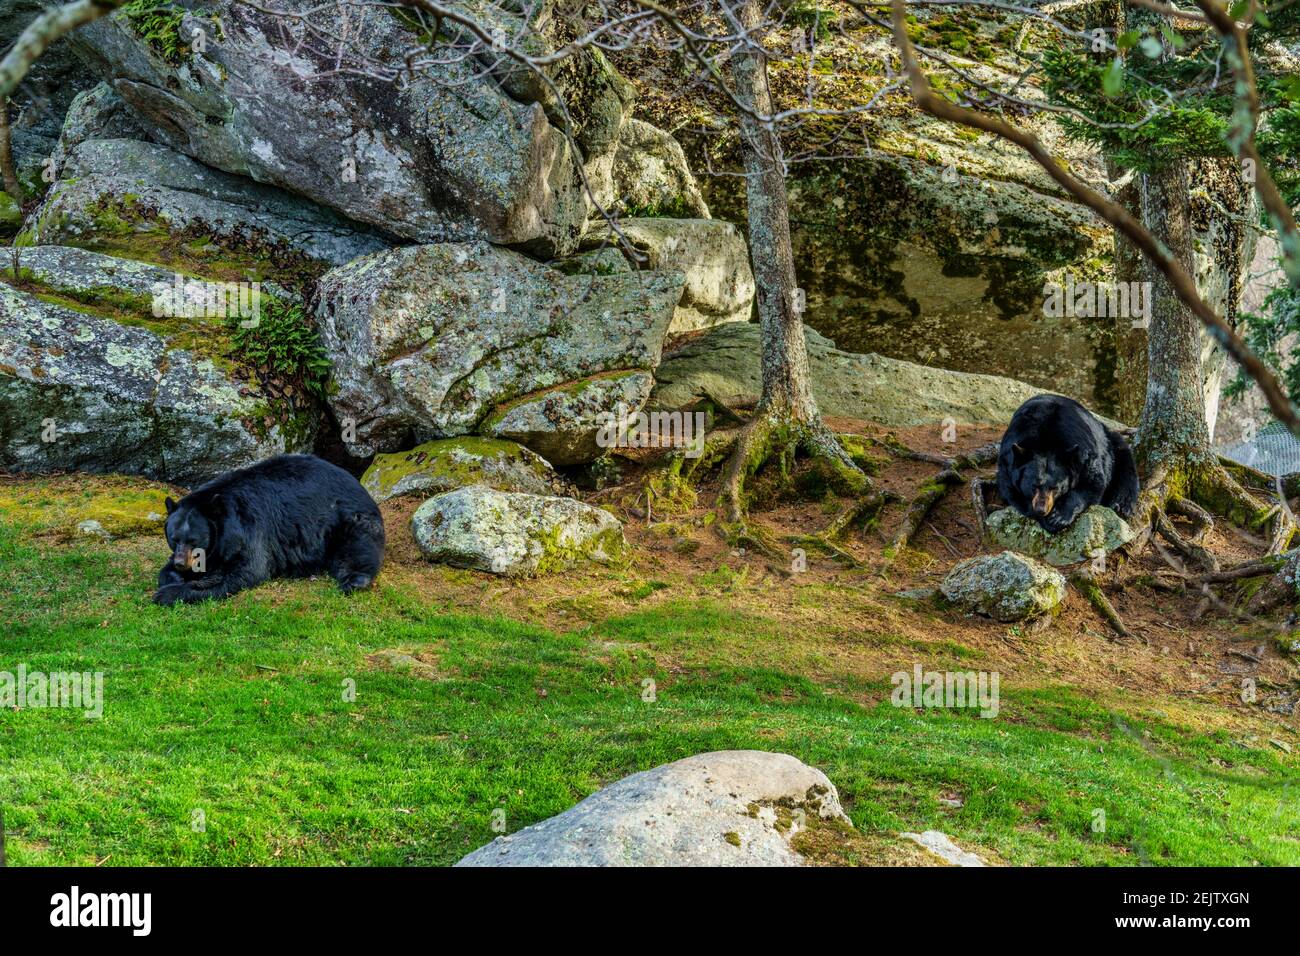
0,473,179,540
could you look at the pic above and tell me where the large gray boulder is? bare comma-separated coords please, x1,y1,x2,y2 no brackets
612,118,710,219
986,506,1136,566
315,242,685,456
580,218,755,332
650,321,1044,427
411,485,624,576
456,751,849,867
70,0,596,255
360,437,562,503
0,277,300,483
48,82,153,177
940,551,1066,622
26,138,391,280
481,371,654,466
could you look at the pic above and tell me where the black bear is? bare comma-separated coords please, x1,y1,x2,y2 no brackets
996,394,1139,534
154,454,385,606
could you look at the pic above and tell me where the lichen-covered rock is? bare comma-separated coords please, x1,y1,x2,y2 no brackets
26,138,391,281
580,218,754,331
940,551,1066,622
465,1,634,161
650,321,1044,427
481,371,654,466
456,751,849,867
986,506,1136,566
411,485,624,576
360,437,561,503
71,0,592,256
315,242,685,456
49,82,153,177
612,118,710,219
10,244,182,304
0,283,296,483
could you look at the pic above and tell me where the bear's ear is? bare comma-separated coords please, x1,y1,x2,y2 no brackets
165,496,177,514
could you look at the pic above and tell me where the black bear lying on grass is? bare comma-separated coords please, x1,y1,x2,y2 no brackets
155,454,385,606
996,394,1140,534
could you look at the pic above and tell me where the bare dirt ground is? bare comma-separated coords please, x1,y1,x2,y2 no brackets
371,418,1300,742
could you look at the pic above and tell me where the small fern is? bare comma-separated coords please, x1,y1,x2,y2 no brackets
121,0,192,64
225,296,331,400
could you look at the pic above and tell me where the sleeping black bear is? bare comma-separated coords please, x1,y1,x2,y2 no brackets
154,454,385,606
996,394,1140,534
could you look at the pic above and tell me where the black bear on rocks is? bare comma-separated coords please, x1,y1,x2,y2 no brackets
154,454,385,606
996,394,1140,534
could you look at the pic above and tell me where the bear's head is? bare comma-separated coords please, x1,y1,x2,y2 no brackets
1008,444,1075,518
163,495,219,572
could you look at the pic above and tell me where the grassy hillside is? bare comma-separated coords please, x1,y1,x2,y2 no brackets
3,429,1298,866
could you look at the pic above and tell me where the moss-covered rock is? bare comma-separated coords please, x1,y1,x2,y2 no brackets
361,437,562,503
71,0,591,255
986,506,1135,566
650,321,1045,427
0,277,304,483
940,551,1066,621
411,485,624,576
481,371,654,466
26,138,391,286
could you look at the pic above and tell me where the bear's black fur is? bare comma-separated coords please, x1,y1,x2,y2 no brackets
996,394,1139,534
154,454,385,606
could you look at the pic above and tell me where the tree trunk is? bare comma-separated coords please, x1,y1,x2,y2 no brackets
0,99,22,201
1135,158,1214,474
1105,163,1148,424
728,0,819,423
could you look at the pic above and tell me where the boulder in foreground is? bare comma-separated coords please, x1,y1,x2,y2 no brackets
411,485,623,576
940,551,1066,622
456,750,849,866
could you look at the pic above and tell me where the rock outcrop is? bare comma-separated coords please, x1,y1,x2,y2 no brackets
481,371,654,466
315,242,684,456
611,118,711,219
0,270,303,483
579,218,754,331
650,321,1044,427
26,138,391,281
70,0,598,255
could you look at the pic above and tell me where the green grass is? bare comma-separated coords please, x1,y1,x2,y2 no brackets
2,511,1299,866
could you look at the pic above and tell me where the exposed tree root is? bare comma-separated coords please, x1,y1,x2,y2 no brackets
1070,568,1135,641
1246,550,1300,616
1154,509,1219,573
716,408,872,545
971,477,995,540
886,467,962,564
1166,496,1213,543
